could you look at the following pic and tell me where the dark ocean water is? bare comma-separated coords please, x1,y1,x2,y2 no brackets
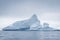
0,31,60,40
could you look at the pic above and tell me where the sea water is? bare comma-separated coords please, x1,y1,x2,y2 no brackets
0,31,60,40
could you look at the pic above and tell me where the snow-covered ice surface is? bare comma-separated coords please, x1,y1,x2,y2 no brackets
3,14,56,31
0,31,60,40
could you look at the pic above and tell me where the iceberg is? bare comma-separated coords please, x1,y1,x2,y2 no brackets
3,14,41,31
3,14,58,31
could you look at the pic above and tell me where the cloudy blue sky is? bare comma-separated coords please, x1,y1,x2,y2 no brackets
0,0,60,30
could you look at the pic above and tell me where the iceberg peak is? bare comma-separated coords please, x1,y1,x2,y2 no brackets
30,14,38,21
31,14,37,19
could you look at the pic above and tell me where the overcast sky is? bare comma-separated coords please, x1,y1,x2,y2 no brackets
0,0,60,30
